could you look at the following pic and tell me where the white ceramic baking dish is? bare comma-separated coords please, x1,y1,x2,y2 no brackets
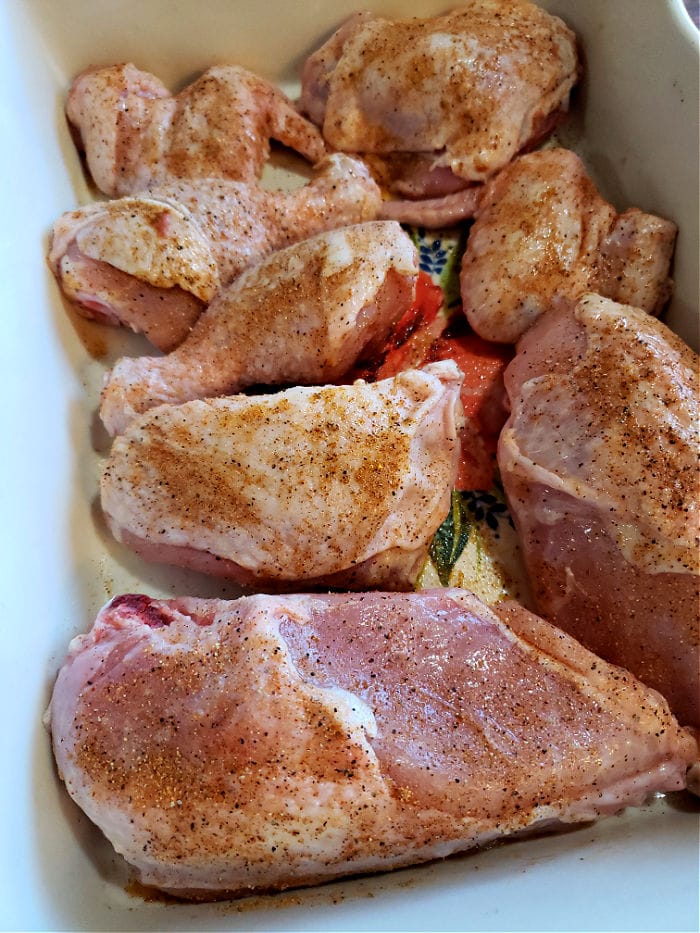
0,1,697,929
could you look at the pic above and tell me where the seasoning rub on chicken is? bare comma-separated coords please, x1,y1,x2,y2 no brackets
47,588,696,900
100,221,419,436
67,63,325,196
101,361,463,591
498,293,699,726
49,154,381,350
461,148,678,343
300,0,579,226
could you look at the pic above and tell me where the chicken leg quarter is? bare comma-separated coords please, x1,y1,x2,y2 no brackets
100,222,419,435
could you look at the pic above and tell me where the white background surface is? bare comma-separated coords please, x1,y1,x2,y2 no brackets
0,1,698,930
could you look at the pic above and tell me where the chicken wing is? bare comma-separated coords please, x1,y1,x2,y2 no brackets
299,0,579,226
67,63,325,196
47,588,696,899
461,148,677,342
498,293,699,725
101,361,463,590
49,154,381,350
100,222,418,436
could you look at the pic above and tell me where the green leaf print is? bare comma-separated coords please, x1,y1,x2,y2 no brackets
429,490,472,586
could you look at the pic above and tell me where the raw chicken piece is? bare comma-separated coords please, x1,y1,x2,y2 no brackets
67,63,326,196
498,293,699,725
48,154,381,351
299,0,579,226
461,148,677,343
100,222,418,436
47,588,696,900
101,361,463,590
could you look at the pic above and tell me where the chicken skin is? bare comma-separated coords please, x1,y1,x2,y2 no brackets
461,148,677,343
47,588,696,900
101,361,463,590
100,222,418,436
67,63,326,197
300,0,579,226
49,154,381,350
498,293,699,726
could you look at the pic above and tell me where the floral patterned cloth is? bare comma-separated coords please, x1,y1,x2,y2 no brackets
409,225,531,606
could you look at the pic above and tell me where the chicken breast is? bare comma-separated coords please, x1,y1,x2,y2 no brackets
48,154,381,350
498,293,699,725
100,222,418,436
67,63,325,196
299,0,579,226
47,588,696,900
461,148,677,343
101,361,463,590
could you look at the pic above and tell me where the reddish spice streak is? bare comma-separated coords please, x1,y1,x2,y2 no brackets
148,209,172,237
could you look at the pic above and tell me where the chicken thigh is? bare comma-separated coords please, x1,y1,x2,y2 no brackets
100,222,418,436
49,154,381,350
101,361,463,590
498,293,699,725
299,0,579,226
461,148,677,343
47,588,696,899
67,63,326,196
